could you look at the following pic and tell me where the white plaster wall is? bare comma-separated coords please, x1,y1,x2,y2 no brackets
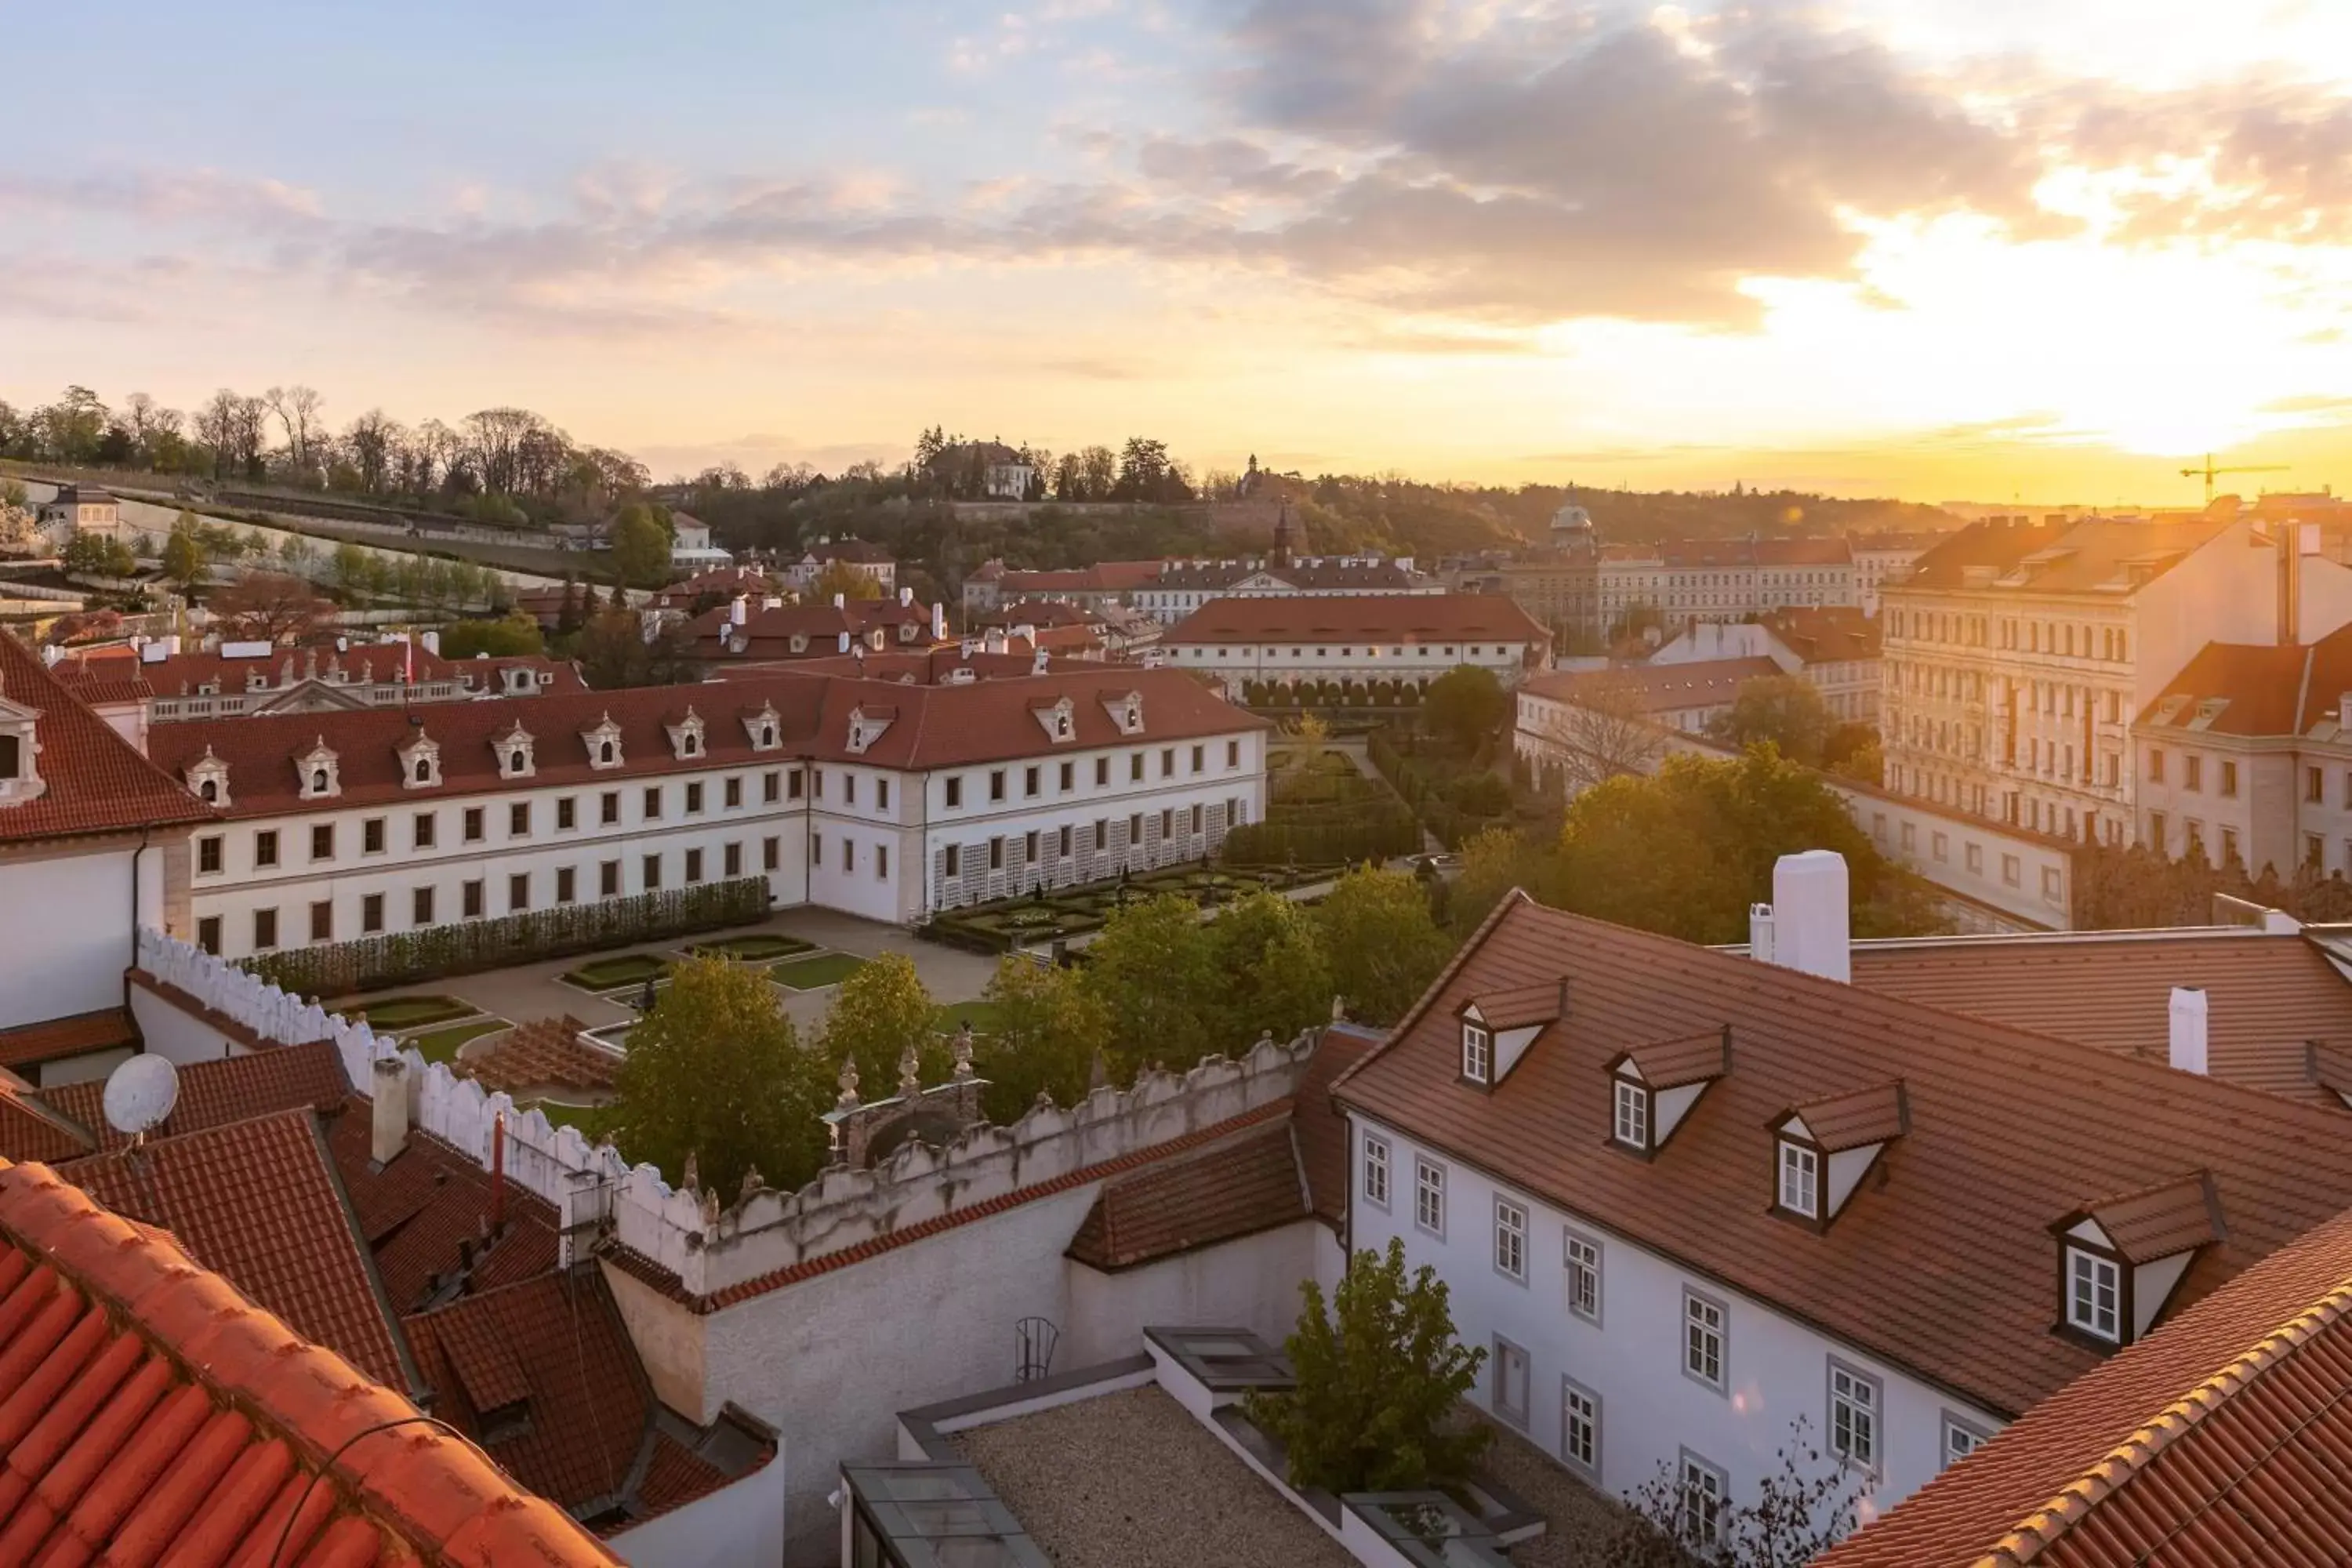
608,1453,788,1568
0,840,148,1030
1058,1219,1319,1367
1170,641,1538,693
1351,1116,2003,1534
600,1258,710,1422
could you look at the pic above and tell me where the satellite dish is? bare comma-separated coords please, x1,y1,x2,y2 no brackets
103,1055,180,1142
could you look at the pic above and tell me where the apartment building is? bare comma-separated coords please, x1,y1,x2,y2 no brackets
1161,593,1551,702
1849,530,1940,615
1594,536,1856,634
1334,877,2352,1545
959,558,1166,616
146,666,1268,960
1130,554,1441,625
1649,608,1882,723
1878,513,2348,844
781,538,896,593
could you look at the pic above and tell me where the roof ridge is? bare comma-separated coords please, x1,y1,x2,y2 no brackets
1990,1271,2352,1564
1327,887,1533,1098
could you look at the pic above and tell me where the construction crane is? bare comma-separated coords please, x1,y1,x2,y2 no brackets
2180,453,2288,505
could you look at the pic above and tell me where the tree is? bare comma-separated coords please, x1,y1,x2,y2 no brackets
62,532,136,578
1423,664,1511,753
575,608,702,689
1207,891,1334,1047
1581,1415,1862,1567
608,956,833,1198
611,503,673,586
1446,826,1535,939
438,613,545,659
159,524,207,592
818,952,942,1098
1314,866,1451,1025
1823,723,1882,787
1541,677,1666,793
971,957,1112,1123
1082,892,1220,1080
1290,712,1330,769
332,540,373,593
210,572,332,642
1711,675,1833,768
808,557,884,602
1245,1240,1490,1495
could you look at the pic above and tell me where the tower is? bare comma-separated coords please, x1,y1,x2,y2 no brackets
1271,497,1294,568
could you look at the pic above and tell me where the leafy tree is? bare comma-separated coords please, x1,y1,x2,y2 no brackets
1082,892,1219,1079
438,613,545,659
971,957,1111,1123
1711,675,1833,768
818,952,942,1099
610,503,673,586
1423,665,1511,753
556,575,588,635
1314,866,1452,1025
575,607,701,689
809,557,884,602
333,540,372,593
608,956,833,1198
62,532,136,577
1245,1240,1490,1495
1207,890,1334,1047
1823,723,1882,786
159,525,207,591
1446,826,1535,940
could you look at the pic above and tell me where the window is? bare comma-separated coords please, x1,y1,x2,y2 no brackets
1942,1414,1992,1470
198,835,222,874
1057,824,1071,858
1562,1381,1601,1479
361,893,383,934
642,854,662,891
1461,1022,1491,1083
1024,765,1040,797
362,818,385,855
254,829,279,869
1965,842,1983,873
1414,1157,1446,1235
1679,1454,1726,1551
1683,1290,1726,1390
762,837,779,872
1024,829,1039,864
2185,755,2202,791
1160,747,1174,777
1829,1361,1882,1473
462,879,484,919
2309,833,2326,872
197,916,220,955
1130,753,1144,782
2222,826,2241,866
1095,757,1109,786
725,775,742,808
1492,1335,1530,1427
463,807,485,843
1494,1198,1527,1281
643,786,662,820
509,801,529,837
840,838,852,873
309,901,332,942
2310,766,2326,804
600,860,620,897
1227,739,1240,768
2149,749,2165,783
1189,802,1202,835
1058,761,1073,791
1778,1141,1820,1218
989,770,1006,802
877,843,889,879
842,776,855,806
601,791,620,826
413,887,434,925
877,778,891,810
724,841,742,877
686,848,704,884
508,873,529,913
557,866,576,904
946,776,964,808
1159,808,1173,840
2220,760,2238,797
1362,1135,1390,1207
1130,811,1144,847
1565,1232,1602,1323
789,768,804,800
763,771,780,804
2067,1247,2121,1341
253,909,278,950
1189,744,1204,773
1612,1079,1649,1150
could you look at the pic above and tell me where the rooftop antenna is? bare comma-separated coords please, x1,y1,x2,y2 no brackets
102,1054,180,1149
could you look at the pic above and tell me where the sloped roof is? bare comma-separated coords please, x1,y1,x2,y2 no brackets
1335,894,2352,1421
0,1006,136,1070
39,1037,349,1155
1821,1200,2352,1568
1522,657,1783,716
1163,593,1548,645
2136,620,2352,739
1900,515,2230,597
1849,931,2352,1106
1067,1120,1309,1271
0,1156,619,1566
325,1108,560,1314
1760,605,1882,663
1294,1023,1380,1230
0,632,212,845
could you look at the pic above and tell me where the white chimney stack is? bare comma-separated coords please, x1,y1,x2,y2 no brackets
2169,986,2209,1076
833,592,846,609
371,1055,410,1163
420,630,440,656
931,602,948,641
730,595,749,626
899,585,913,607
1767,851,1850,984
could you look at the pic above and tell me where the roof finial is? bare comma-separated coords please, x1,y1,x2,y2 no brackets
837,1058,861,1109
898,1042,922,1098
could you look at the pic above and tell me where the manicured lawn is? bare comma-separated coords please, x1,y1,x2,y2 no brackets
352,995,474,1030
685,933,816,963
934,1000,1007,1037
771,952,867,991
561,953,673,992
528,1100,612,1136
407,1018,506,1065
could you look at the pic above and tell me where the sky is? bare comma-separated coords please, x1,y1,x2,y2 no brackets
8,0,2352,503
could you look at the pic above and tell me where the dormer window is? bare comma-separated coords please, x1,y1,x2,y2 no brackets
398,732,441,789
665,708,706,761
789,633,808,655
1461,1023,1491,1085
1612,1078,1649,1149
1456,983,1566,1091
1777,1142,1819,1218
1604,1029,1728,1157
296,738,340,800
2067,1250,2121,1342
742,702,782,752
2050,1171,2223,1350
1029,697,1078,745
0,687,46,808
492,723,535,779
183,745,228,808
845,705,896,756
580,714,624,770
1102,691,1146,735
1769,1082,1906,1230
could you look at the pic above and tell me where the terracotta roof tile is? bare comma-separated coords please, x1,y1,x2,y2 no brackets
1787,1080,1908,1152
1463,980,1567,1032
0,1006,136,1069
1337,895,2352,1420
0,1156,619,1566
634,1432,735,1520
0,634,211,844
1295,1025,1381,1229
1900,515,2229,597
326,1108,561,1313
1162,593,1548,645
1609,1028,1730,1089
1822,1200,2352,1568
2137,620,2352,737
39,1038,350,1155
1067,1120,1308,1270
2071,1171,2226,1265
1849,933,2352,1105
452,1018,618,1098
0,1077,96,1166
65,1108,415,1393
1523,657,1784,717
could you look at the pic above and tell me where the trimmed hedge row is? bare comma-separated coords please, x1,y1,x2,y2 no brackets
1367,729,1515,850
244,877,769,997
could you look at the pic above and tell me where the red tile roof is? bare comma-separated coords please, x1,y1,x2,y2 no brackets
684,597,937,660
1900,516,2230,597
0,633,212,844
2137,620,2352,738
1821,1200,2352,1568
1522,657,1784,717
0,1077,96,1167
1295,1024,1381,1230
1849,932,2352,1106
1334,894,2352,1421
708,646,1043,684
325,1109,560,1314
1759,605,1882,662
975,560,1166,594
1067,1120,1308,1270
1162,593,1549,646
40,1038,351,1156
0,1006,137,1069
0,1156,620,1566
66,1109,416,1393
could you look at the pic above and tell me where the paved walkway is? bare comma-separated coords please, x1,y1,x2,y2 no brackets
335,908,1000,1036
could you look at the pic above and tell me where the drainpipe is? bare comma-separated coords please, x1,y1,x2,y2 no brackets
124,826,153,1018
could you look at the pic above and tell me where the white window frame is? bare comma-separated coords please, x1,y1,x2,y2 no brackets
1461,1022,1491,1084
1682,1289,1726,1392
1560,1378,1601,1480
1828,1359,1882,1475
1414,1157,1446,1237
1564,1231,1602,1325
1941,1412,1993,1470
1612,1078,1649,1150
1678,1451,1727,1551
1362,1134,1390,1209
2067,1247,2122,1341
1494,1198,1527,1283
1779,1141,1820,1218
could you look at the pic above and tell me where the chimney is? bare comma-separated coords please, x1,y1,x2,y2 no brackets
1767,851,1850,983
833,592,846,609
837,630,851,654
371,1056,409,1163
420,630,440,656
932,602,948,641
899,585,913,607
2279,521,2304,647
2169,986,2209,1075
730,594,749,626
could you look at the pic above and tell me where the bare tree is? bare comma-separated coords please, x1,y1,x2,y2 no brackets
343,408,403,494
193,389,242,478
1538,678,1667,794
1576,1417,1863,1567
263,384,325,471
209,572,334,642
